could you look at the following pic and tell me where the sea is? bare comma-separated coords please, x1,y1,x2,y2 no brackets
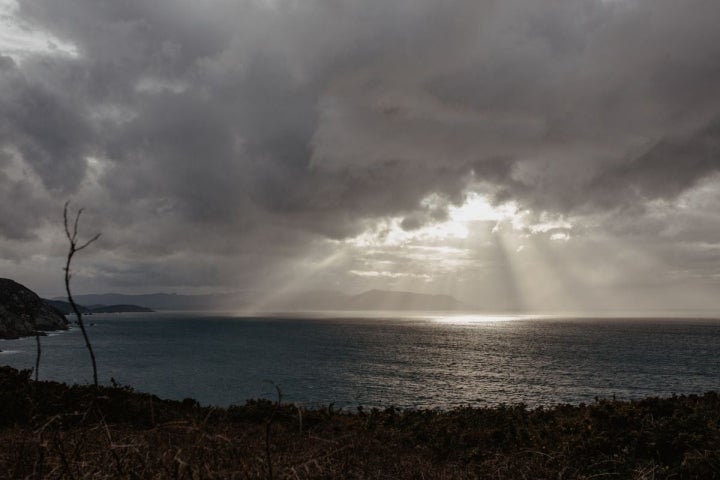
2,312,720,409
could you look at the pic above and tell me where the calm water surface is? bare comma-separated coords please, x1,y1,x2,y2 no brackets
2,313,719,409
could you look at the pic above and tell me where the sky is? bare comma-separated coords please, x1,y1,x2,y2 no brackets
1,0,719,312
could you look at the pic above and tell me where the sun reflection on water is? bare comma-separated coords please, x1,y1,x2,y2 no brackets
431,314,533,324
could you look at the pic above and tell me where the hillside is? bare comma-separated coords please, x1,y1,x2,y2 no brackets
1,365,719,479
0,279,68,339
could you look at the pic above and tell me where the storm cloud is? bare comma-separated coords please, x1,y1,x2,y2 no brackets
1,0,720,310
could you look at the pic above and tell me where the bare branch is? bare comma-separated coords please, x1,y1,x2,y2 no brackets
76,233,101,252
73,208,83,241
63,202,72,242
63,201,101,388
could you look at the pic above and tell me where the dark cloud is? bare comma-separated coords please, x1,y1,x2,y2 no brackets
0,54,90,193
588,119,720,207
1,0,720,302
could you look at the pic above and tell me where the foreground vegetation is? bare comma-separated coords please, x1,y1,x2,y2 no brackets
1,366,719,479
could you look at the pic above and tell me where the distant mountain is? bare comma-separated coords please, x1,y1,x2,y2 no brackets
274,289,469,312
44,299,154,314
58,292,242,311
0,279,68,339
59,289,468,312
89,304,154,313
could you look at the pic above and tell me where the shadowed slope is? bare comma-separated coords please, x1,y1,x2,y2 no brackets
0,279,67,339
2,366,719,479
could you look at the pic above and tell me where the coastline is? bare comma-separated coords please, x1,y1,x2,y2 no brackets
2,366,719,478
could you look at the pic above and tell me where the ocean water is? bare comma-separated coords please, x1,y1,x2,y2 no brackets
2,313,720,409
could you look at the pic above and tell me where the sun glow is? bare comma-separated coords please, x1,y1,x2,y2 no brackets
347,193,524,248
241,189,585,313
324,190,587,311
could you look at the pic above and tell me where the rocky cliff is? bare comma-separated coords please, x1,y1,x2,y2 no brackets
0,279,68,339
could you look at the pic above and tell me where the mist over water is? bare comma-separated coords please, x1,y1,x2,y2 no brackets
2,313,720,409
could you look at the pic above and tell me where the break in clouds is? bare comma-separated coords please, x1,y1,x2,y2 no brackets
1,0,720,311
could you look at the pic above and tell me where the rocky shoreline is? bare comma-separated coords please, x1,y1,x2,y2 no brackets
0,278,68,340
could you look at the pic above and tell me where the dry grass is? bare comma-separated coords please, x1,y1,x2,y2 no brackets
2,366,720,479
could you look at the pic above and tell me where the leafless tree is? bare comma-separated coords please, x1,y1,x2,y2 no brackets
63,201,101,387
34,334,41,382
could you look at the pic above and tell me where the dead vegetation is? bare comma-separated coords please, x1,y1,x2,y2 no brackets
2,366,720,479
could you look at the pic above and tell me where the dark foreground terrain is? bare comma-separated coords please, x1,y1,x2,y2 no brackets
1,366,719,479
